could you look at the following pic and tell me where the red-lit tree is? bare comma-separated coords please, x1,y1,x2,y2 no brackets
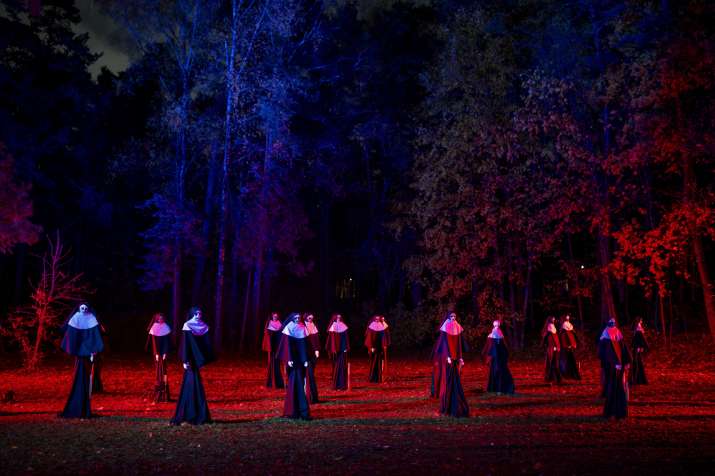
612,30,715,341
1,233,89,368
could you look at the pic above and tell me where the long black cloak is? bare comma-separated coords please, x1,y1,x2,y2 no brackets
629,330,649,385
598,332,632,419
276,326,312,420
482,336,515,394
170,329,215,425
365,325,390,383
59,319,104,419
432,329,469,417
262,322,285,389
559,327,581,380
326,327,350,390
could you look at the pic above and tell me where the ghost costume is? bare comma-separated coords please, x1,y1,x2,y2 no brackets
276,316,312,419
542,320,562,384
148,319,172,402
170,315,215,425
629,322,649,385
559,319,581,380
325,317,350,390
431,317,469,417
481,322,515,394
305,319,321,403
365,318,390,383
59,310,104,418
598,323,632,419
262,317,285,389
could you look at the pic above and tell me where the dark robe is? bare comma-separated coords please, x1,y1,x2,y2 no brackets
59,325,104,418
326,330,350,390
629,330,649,385
598,336,632,419
90,324,107,394
432,331,469,417
543,332,562,383
151,334,171,402
559,328,581,380
276,332,311,419
262,326,285,389
170,330,215,425
306,331,321,403
482,337,515,394
365,327,390,383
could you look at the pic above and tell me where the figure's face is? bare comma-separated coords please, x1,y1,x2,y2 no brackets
157,314,164,324
493,320,500,328
449,313,457,321
306,314,314,322
194,310,202,320
79,304,88,313
608,319,616,327
271,313,279,321
564,315,570,321
336,314,342,322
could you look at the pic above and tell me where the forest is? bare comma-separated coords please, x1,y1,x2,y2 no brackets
1,0,714,361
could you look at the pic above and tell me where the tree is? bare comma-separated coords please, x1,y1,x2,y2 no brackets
0,145,40,254
1,234,89,368
102,0,220,334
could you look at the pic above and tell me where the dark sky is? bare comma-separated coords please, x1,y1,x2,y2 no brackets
74,0,132,77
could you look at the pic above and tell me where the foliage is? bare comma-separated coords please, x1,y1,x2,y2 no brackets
0,145,40,253
1,234,90,368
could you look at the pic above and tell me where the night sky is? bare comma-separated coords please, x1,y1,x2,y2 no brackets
74,0,131,76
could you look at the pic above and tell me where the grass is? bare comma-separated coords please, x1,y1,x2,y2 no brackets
1,345,714,475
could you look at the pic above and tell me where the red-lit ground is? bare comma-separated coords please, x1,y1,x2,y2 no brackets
1,344,714,475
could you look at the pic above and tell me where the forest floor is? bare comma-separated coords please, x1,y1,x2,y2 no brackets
1,344,714,475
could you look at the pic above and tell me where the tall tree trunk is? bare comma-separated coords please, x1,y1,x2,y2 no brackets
588,2,617,326
521,259,532,350
692,236,715,341
676,81,715,341
228,239,241,349
14,244,27,305
239,270,253,353
172,249,182,345
658,292,667,346
191,143,218,306
320,197,331,319
251,257,263,349
566,234,585,329
214,1,239,351
597,231,617,324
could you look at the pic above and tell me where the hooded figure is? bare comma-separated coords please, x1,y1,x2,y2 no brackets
481,320,515,394
598,318,632,419
541,316,562,384
431,312,469,417
147,313,171,402
629,317,649,385
364,315,390,383
304,313,321,403
325,313,350,390
276,313,312,419
59,303,104,418
261,312,285,389
170,307,215,425
558,315,581,380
